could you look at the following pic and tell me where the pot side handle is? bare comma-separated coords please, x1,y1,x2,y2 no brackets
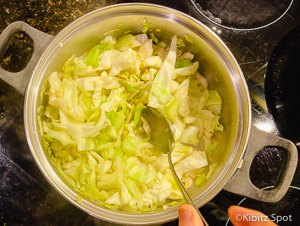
0,21,53,95
223,125,298,203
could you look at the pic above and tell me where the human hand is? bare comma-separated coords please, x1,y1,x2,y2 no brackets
178,204,277,226
178,204,204,226
228,206,277,226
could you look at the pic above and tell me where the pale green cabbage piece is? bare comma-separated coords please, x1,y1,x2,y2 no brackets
148,35,177,108
39,28,224,212
174,77,190,117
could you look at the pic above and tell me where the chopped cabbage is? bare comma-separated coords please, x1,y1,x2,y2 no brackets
86,43,110,67
174,77,190,117
38,24,224,212
142,18,154,33
148,35,177,108
195,173,206,186
185,34,194,44
175,59,193,69
175,62,199,76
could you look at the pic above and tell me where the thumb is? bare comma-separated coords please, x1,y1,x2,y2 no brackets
228,205,278,226
178,204,204,226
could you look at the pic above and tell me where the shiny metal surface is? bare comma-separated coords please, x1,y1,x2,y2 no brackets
1,1,300,225
142,107,209,225
23,3,250,224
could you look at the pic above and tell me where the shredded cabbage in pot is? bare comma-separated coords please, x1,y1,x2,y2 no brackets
38,27,223,211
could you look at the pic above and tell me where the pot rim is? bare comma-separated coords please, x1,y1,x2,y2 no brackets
24,3,251,225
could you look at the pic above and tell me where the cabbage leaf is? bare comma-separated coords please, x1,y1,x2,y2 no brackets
39,30,223,212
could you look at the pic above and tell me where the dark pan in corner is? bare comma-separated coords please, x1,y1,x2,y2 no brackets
265,24,300,149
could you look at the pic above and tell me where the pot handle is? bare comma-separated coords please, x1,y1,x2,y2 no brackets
0,21,53,95
223,125,298,203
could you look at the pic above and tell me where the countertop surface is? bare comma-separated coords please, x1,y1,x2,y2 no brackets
0,0,299,225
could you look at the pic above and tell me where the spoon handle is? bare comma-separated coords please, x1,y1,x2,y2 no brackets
168,154,209,226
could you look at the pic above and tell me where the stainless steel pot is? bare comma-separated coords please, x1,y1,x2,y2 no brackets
0,3,298,225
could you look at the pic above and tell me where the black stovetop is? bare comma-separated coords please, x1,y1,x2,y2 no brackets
0,0,299,225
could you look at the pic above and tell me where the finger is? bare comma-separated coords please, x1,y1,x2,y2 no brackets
178,204,204,226
228,205,278,226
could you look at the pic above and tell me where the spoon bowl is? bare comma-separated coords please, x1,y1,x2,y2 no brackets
142,107,209,226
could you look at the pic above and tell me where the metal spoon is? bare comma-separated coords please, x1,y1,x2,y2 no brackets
142,107,209,226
